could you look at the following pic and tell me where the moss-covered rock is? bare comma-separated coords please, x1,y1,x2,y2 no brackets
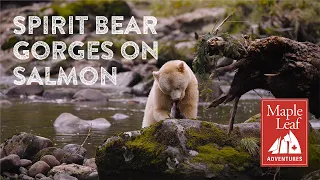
96,120,261,179
96,119,320,179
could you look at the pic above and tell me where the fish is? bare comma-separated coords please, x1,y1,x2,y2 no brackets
170,100,186,119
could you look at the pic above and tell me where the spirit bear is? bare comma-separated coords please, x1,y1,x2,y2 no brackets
142,60,199,128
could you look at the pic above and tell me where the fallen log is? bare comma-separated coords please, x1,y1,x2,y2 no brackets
193,34,320,134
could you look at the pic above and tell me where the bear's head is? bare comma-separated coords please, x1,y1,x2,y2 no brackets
152,60,190,101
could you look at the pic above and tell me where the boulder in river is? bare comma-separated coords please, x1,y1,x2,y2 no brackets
0,100,12,108
116,71,142,87
96,119,320,179
6,84,44,97
0,133,53,159
43,88,77,100
63,144,87,158
53,113,111,134
131,78,154,96
33,147,84,165
72,89,108,102
111,113,129,121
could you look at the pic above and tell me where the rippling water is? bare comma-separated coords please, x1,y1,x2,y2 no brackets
0,94,264,157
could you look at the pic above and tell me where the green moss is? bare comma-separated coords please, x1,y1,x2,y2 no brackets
309,144,320,169
96,122,167,174
192,144,250,175
1,36,18,50
244,113,261,123
309,129,320,144
186,121,234,149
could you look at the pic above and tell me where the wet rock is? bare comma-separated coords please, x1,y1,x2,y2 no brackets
0,100,12,108
0,154,21,172
132,64,158,78
100,59,125,73
72,89,107,102
131,78,154,96
116,71,142,87
111,113,129,121
40,155,60,168
2,172,18,179
28,161,51,177
62,144,86,158
6,84,44,97
83,158,97,169
88,172,98,180
43,88,77,100
53,113,111,134
33,147,84,165
19,166,28,175
53,173,77,180
48,164,97,180
20,159,32,167
19,174,35,180
301,169,320,180
39,177,52,180
0,133,53,159
35,173,46,179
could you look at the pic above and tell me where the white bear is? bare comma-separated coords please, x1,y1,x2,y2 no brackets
142,60,199,128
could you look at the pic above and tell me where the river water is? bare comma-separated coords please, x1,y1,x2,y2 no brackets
0,91,264,158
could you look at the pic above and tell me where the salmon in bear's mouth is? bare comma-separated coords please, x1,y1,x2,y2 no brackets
170,100,186,119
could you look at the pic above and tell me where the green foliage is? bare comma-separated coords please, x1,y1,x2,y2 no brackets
193,33,244,76
1,36,18,50
51,0,131,18
192,33,216,76
239,137,260,156
199,80,214,102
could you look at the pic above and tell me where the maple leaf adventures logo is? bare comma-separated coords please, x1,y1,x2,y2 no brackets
261,99,308,167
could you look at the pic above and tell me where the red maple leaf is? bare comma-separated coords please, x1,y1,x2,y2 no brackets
292,145,297,151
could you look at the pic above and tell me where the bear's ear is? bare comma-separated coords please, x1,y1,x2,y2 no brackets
177,62,185,72
153,71,159,80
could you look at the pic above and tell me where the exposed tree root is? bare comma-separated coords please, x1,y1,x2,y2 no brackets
194,34,320,133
